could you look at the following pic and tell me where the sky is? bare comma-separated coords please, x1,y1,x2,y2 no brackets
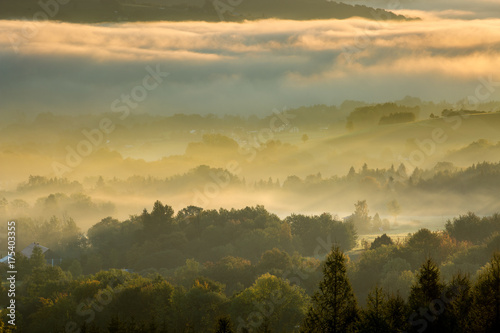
1,2,500,117
344,0,500,19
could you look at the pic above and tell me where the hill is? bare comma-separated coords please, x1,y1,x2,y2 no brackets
0,0,410,22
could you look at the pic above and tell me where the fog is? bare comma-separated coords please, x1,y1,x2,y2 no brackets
1,104,499,230
1,18,500,117
2,3,500,331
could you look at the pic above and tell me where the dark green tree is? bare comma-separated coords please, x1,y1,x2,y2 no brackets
358,286,391,333
446,273,472,333
144,200,174,235
470,253,500,332
30,245,47,269
301,247,358,332
214,316,234,333
408,258,447,333
370,234,393,250
385,293,410,332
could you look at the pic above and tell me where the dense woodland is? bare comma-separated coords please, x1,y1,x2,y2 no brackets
1,200,500,332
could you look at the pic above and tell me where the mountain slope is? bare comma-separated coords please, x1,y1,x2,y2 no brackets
0,0,410,22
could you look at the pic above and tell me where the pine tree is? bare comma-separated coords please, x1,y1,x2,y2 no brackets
408,258,447,333
358,287,390,333
470,253,500,332
214,316,234,333
30,245,46,269
301,247,358,332
446,273,472,333
385,292,410,332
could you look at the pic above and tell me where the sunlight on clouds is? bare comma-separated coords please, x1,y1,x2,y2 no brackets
1,17,500,114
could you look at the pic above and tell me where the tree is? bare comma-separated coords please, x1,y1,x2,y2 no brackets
387,200,401,225
257,248,292,274
444,212,482,244
397,163,407,178
407,229,441,256
470,253,500,332
370,234,393,250
68,259,83,278
171,280,228,332
301,247,358,332
371,213,382,232
347,166,356,179
301,134,309,143
380,259,414,299
358,287,391,333
214,316,234,333
408,259,447,333
385,293,410,332
350,200,371,233
447,273,472,333
30,245,47,270
409,259,442,307
146,200,174,234
232,273,309,333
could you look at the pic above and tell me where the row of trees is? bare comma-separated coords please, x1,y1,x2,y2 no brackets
3,246,499,332
10,203,358,276
302,247,500,332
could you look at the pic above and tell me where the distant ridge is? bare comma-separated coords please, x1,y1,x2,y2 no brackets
0,0,411,23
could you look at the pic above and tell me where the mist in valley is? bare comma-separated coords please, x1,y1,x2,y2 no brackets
1,1,500,332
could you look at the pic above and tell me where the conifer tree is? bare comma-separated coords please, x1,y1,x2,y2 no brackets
470,253,500,332
408,258,447,333
446,273,472,333
385,292,410,332
301,246,358,332
358,286,390,333
214,316,234,333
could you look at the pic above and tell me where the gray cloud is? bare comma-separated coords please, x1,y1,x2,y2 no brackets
1,18,500,117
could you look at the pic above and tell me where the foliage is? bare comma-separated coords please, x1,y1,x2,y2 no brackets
301,247,358,332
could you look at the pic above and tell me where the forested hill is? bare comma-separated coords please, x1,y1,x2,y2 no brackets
0,0,410,23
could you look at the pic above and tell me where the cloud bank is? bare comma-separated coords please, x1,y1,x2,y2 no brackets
343,0,500,19
1,17,500,117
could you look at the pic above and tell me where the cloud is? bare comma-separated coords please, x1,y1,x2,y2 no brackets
343,0,500,20
1,18,500,117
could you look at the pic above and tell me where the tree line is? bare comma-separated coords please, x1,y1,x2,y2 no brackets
1,203,500,332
